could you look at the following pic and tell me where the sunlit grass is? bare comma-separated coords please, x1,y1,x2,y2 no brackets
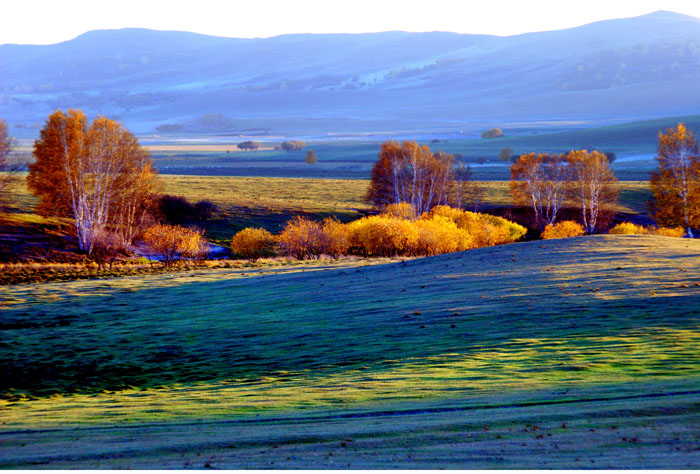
2,235,699,429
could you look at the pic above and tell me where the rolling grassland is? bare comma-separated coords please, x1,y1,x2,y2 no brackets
1,235,700,468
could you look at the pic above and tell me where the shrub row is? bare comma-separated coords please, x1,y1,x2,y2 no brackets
608,222,685,237
230,204,527,260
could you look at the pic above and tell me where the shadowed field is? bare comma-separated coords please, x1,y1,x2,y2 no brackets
1,235,699,467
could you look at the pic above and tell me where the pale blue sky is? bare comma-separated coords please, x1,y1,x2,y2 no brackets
2,0,700,45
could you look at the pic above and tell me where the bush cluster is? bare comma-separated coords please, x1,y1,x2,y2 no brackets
608,222,685,237
143,224,208,264
230,227,276,261
230,204,526,261
541,221,585,239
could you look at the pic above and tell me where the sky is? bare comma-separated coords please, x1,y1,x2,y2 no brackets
2,0,700,45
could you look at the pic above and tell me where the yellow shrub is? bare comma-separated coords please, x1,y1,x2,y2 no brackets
608,222,649,235
278,216,328,260
653,226,685,238
344,205,524,257
427,206,526,247
541,221,585,239
384,202,417,220
231,227,277,261
143,224,207,264
413,215,472,255
322,218,350,259
347,215,418,257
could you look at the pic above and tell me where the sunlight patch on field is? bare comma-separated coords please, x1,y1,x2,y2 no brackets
2,326,699,428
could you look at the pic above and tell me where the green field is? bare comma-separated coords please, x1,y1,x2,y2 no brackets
2,235,700,467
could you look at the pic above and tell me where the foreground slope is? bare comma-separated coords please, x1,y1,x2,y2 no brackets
1,235,700,467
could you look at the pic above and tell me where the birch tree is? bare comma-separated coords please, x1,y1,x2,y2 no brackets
0,119,16,200
28,109,159,253
649,123,700,237
510,152,570,229
366,140,466,215
567,150,618,234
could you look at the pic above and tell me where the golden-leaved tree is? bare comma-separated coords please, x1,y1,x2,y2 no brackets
566,150,618,234
28,109,159,253
649,123,700,237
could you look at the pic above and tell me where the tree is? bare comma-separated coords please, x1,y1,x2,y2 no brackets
0,119,17,202
237,141,260,151
566,150,618,234
281,140,306,152
498,147,515,162
305,150,317,164
603,151,617,163
649,123,700,236
27,109,159,253
481,128,504,139
366,140,464,215
510,152,570,229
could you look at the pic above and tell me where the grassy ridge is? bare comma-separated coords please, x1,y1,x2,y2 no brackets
2,235,699,428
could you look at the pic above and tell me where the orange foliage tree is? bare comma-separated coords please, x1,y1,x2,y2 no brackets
28,110,159,253
566,150,618,234
510,152,570,230
366,141,475,214
649,123,700,237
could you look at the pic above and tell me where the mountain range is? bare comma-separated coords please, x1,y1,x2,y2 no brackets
2,10,700,137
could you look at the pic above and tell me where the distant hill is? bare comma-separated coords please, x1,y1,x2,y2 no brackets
2,11,700,136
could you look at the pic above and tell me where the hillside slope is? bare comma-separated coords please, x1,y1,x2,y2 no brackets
2,234,700,425
2,11,700,134
2,234,700,468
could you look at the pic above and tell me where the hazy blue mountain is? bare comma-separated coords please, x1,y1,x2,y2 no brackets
2,10,700,136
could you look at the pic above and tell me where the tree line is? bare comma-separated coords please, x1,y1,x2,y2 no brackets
1,110,699,267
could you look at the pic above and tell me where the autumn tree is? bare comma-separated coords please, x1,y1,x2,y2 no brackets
566,150,618,234
237,141,260,151
28,109,159,253
305,150,317,164
649,123,700,236
498,147,515,162
0,119,16,202
481,128,504,139
281,140,306,152
510,152,570,229
366,140,467,214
